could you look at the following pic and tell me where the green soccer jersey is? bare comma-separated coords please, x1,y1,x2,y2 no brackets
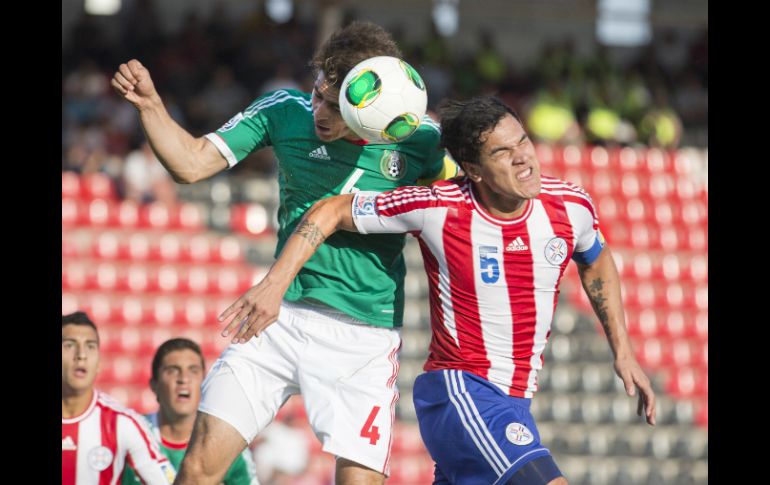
204,89,445,327
121,413,258,485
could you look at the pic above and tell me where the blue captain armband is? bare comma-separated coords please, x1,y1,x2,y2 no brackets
572,230,605,265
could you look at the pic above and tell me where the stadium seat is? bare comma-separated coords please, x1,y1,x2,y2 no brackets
139,203,176,229
62,171,81,199
81,172,118,201
123,233,151,261
177,202,206,231
85,199,117,227
185,235,213,263
115,200,140,228
230,203,270,236
152,234,183,262
92,231,121,260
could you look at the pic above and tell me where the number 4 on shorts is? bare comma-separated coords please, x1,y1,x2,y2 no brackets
360,406,381,445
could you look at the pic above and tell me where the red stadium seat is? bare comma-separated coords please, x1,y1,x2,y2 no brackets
62,262,88,290
212,236,245,264
139,203,176,229
647,173,675,199
92,231,121,260
62,171,81,199
151,234,183,263
618,147,642,173
121,264,150,293
85,199,117,227
150,297,178,326
81,172,118,201
123,233,151,261
177,202,206,231
114,297,146,325
620,173,642,200
154,265,181,294
186,267,211,294
93,262,120,291
230,204,270,236
115,200,140,228
185,235,213,263
661,310,686,339
686,254,708,284
634,336,663,369
62,198,85,226
642,148,673,175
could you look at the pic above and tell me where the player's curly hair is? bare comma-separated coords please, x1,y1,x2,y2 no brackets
311,21,402,89
439,96,523,166
151,338,205,382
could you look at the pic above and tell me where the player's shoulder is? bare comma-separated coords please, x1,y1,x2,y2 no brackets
538,174,597,215
392,176,468,205
97,391,150,423
400,115,441,147
538,174,594,200
244,89,312,117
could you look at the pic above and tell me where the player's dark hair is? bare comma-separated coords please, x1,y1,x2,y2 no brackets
438,96,523,166
311,21,402,89
62,311,99,341
151,338,205,382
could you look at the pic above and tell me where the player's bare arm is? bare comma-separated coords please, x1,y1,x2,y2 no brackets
112,59,228,184
219,194,357,343
577,245,656,426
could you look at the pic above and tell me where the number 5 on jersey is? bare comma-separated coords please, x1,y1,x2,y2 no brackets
360,406,381,445
479,245,500,284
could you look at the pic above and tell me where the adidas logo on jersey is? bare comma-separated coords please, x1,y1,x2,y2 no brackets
506,237,528,252
62,436,77,451
309,145,330,160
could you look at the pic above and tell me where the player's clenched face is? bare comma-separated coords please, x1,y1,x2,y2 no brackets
311,71,361,142
62,324,100,394
471,114,541,202
151,349,204,420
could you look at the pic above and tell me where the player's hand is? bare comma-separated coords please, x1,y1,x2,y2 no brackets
218,276,288,344
111,59,159,109
614,354,656,426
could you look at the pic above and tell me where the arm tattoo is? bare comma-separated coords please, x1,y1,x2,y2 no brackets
587,277,611,337
295,221,326,249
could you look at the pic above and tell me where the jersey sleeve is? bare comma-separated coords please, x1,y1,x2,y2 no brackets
204,89,301,168
565,188,605,265
352,184,450,235
118,414,176,485
223,449,260,485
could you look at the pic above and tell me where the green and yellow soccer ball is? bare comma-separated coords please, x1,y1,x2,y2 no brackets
339,56,427,143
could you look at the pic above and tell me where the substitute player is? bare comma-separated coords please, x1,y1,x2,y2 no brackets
121,338,258,484
62,311,174,485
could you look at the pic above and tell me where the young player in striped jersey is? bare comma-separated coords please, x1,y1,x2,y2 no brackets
62,312,174,485
227,96,657,485
121,339,258,485
112,21,457,485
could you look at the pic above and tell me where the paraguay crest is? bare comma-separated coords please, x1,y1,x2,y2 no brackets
380,150,407,180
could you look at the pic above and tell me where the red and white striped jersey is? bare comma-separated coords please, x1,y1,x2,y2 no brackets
62,390,174,485
352,176,604,398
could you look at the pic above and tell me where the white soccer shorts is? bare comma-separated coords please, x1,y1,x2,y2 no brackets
199,299,402,475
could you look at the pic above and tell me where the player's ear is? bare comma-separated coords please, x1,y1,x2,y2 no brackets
461,162,481,182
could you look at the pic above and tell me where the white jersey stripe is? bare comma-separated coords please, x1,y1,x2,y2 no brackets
455,371,512,468
443,370,506,475
244,91,311,117
420,209,459,347
525,201,560,397
470,212,516,395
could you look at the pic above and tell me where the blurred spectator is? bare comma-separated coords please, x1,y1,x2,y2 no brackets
199,65,250,124
526,80,582,144
252,418,310,484
123,142,178,205
639,88,683,149
260,62,303,94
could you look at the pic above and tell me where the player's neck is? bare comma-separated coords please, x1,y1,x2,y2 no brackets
158,411,195,444
472,182,528,219
62,387,95,419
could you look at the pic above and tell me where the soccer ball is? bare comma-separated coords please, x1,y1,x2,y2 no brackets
339,56,427,144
